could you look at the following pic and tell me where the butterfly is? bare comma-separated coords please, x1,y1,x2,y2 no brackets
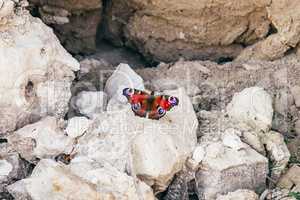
122,88,179,120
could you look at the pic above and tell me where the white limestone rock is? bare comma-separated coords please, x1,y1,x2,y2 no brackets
73,91,108,118
104,63,144,102
196,140,268,200
291,86,300,108
0,1,79,135
196,110,268,200
8,117,73,162
192,146,206,164
75,87,198,193
69,157,155,200
216,189,259,200
7,159,114,200
8,158,155,200
0,160,13,176
226,87,273,132
130,88,198,192
65,117,91,138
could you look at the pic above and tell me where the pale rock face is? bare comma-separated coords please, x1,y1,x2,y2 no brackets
8,117,73,162
262,131,290,183
73,91,108,118
105,0,271,62
105,63,145,102
192,146,206,164
36,80,73,117
0,160,13,176
131,88,198,192
7,159,114,200
196,140,268,199
277,165,300,190
69,157,155,200
65,117,92,138
227,87,273,132
8,158,155,200
0,1,79,135
196,110,268,199
216,189,259,200
291,86,300,108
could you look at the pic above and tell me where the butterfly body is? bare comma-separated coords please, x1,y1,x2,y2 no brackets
123,88,179,120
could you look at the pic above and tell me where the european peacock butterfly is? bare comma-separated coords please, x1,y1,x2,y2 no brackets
122,88,179,120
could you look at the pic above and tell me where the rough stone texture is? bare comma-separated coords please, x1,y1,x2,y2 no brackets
137,58,300,137
237,0,300,61
291,86,300,108
29,0,102,54
226,87,273,132
8,158,156,200
195,111,268,200
7,117,73,162
0,143,33,193
216,189,259,200
65,117,91,138
7,159,114,200
72,91,108,118
103,0,271,62
104,63,145,102
0,0,79,135
262,131,290,184
278,165,300,191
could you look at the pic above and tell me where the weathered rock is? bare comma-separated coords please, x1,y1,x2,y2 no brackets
278,165,300,191
291,86,300,108
295,120,300,136
237,0,300,61
227,87,273,132
216,189,259,200
7,117,73,162
262,131,290,183
72,91,108,118
69,157,155,200
0,0,79,135
104,0,271,62
195,111,268,200
65,117,92,138
7,159,114,200
0,143,33,193
105,63,145,102
29,0,102,54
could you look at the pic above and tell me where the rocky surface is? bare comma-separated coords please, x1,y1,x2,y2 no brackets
0,0,79,135
28,0,103,54
1,1,300,199
216,189,259,200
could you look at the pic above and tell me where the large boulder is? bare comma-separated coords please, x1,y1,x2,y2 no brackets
0,0,79,135
103,0,270,62
226,87,273,132
195,111,268,200
7,117,73,162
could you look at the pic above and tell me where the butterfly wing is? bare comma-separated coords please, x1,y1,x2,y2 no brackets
123,88,150,118
148,96,167,120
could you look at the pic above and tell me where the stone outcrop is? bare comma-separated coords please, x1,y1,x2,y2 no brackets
0,0,79,135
